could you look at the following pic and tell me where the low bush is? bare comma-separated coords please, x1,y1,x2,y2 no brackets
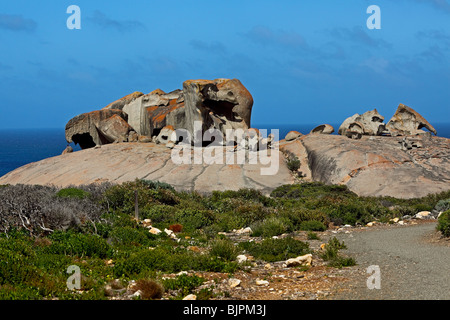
174,208,214,232
46,231,112,259
435,199,450,213
320,237,355,268
113,247,238,278
271,182,354,199
437,210,450,237
251,217,291,237
109,226,158,248
162,274,205,297
284,150,301,173
299,220,327,232
239,237,310,262
307,231,320,240
56,188,90,199
133,279,164,300
209,239,239,261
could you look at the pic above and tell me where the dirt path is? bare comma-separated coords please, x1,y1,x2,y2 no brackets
328,221,450,300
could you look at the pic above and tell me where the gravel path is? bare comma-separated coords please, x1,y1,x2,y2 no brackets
329,221,450,300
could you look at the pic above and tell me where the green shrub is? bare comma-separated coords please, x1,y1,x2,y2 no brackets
209,239,239,261
284,151,301,173
437,210,450,237
113,247,238,278
271,182,354,199
214,212,246,232
0,285,41,300
140,205,177,225
46,231,112,259
320,237,356,268
141,180,175,191
279,208,328,230
435,199,450,213
162,274,205,297
109,226,158,248
251,217,291,237
56,188,90,199
327,201,384,226
307,232,320,240
102,180,179,213
299,220,326,232
0,243,38,285
174,208,214,231
239,237,310,262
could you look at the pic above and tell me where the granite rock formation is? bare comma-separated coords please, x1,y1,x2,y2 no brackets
338,109,387,139
280,133,450,198
338,105,436,139
66,78,253,150
310,124,334,135
386,104,437,137
65,109,132,149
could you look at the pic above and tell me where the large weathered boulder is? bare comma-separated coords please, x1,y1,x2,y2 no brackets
120,89,185,137
310,124,334,135
183,79,253,142
285,131,302,141
98,114,133,143
338,109,387,138
65,109,131,149
386,104,437,137
65,78,253,149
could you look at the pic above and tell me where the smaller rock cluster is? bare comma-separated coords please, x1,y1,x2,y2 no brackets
338,104,437,139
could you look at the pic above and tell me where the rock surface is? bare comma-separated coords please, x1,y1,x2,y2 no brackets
0,143,293,194
294,133,450,198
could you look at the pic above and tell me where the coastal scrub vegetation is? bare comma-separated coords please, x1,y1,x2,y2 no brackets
0,180,448,299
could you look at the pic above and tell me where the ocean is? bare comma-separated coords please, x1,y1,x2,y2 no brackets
1,123,450,178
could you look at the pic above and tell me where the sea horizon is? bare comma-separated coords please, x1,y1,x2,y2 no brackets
1,123,450,178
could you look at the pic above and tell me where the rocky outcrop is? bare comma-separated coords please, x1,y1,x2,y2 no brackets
386,104,437,137
183,79,253,142
285,131,302,141
338,109,387,138
66,78,253,150
0,143,293,194
338,105,437,139
297,134,450,198
310,124,334,135
65,109,132,149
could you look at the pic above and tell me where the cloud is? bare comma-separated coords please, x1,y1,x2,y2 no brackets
329,26,391,48
0,14,37,32
0,62,12,70
419,45,447,62
416,29,450,41
413,0,450,13
189,40,227,54
243,25,309,51
87,10,146,32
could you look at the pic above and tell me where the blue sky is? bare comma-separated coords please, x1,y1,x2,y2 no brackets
0,0,449,129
